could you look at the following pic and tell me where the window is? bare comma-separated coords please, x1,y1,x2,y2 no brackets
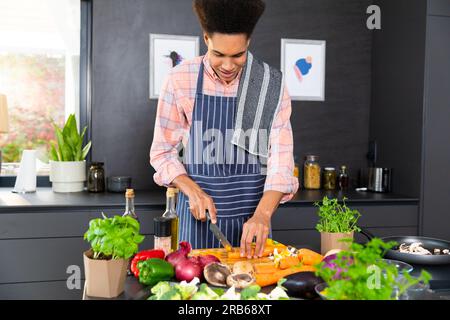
0,0,82,177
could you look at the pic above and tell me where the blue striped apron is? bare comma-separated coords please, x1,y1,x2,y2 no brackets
177,62,267,249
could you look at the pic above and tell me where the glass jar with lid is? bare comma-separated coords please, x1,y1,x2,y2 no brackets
87,162,105,193
323,167,337,190
303,155,321,189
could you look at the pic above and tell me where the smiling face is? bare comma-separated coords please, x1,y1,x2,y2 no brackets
204,32,250,84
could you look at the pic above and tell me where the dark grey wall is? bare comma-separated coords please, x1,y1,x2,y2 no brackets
91,0,372,190
369,0,427,197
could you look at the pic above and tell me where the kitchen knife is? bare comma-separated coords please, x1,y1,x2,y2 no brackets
206,211,232,250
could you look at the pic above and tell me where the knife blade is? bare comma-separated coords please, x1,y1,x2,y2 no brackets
206,211,232,250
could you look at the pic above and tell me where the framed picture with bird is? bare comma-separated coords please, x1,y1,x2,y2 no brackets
149,34,200,99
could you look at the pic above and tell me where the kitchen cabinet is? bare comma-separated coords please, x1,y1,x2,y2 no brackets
370,0,450,240
0,188,419,299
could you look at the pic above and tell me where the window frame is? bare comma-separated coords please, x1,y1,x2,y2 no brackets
0,0,93,188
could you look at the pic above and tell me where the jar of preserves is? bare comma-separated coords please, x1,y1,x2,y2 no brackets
293,156,300,179
303,155,321,189
87,162,105,193
323,167,337,190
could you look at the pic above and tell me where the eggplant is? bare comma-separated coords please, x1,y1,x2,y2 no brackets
282,272,324,299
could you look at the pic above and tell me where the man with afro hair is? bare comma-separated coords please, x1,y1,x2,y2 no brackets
150,0,298,258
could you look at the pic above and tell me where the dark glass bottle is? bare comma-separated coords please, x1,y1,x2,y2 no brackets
338,165,349,191
87,162,105,193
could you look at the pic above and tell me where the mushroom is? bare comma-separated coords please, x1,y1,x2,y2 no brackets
203,262,232,287
399,242,432,255
232,261,254,277
226,273,256,289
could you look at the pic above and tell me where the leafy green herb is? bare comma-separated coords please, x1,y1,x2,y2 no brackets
84,213,145,260
315,238,431,300
315,196,361,233
49,114,91,161
240,285,261,300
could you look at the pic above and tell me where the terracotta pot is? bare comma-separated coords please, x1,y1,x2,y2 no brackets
83,249,128,298
320,231,354,255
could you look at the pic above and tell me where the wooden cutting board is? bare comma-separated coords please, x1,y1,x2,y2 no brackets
190,248,273,267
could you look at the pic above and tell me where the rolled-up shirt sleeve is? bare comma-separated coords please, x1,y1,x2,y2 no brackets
149,73,188,187
263,86,299,203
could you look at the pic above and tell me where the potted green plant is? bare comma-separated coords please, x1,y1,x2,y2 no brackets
83,213,145,298
315,196,361,255
49,114,91,192
315,238,431,300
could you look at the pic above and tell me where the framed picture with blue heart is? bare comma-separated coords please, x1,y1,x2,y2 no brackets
281,39,326,101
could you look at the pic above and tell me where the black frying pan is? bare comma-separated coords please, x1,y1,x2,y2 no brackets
360,229,450,265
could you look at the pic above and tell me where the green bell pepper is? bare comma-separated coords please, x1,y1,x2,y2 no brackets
137,258,175,286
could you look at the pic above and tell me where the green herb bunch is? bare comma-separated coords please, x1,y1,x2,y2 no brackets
84,213,145,260
50,114,92,161
315,196,361,233
315,238,431,300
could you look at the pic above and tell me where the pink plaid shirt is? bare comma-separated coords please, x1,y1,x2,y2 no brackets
149,54,299,203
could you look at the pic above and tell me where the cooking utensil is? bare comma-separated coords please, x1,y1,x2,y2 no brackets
368,167,392,192
360,228,450,265
206,211,232,250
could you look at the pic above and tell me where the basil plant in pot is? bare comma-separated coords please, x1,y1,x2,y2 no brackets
49,114,91,192
83,213,145,298
315,196,361,255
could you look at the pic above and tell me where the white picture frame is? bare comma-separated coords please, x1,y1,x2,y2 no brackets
281,39,326,101
149,34,200,99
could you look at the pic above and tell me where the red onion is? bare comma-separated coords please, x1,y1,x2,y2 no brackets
175,258,203,282
165,241,192,267
197,255,220,268
322,254,353,279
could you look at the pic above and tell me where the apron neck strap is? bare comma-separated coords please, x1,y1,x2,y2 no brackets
195,61,205,95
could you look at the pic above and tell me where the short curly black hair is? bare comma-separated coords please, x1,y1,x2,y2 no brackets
193,0,266,38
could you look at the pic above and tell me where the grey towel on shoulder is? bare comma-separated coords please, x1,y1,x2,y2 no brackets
231,51,284,159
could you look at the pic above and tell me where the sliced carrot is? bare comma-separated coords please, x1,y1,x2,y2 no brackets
227,249,242,259
278,256,301,269
253,262,278,274
227,246,278,259
297,248,323,266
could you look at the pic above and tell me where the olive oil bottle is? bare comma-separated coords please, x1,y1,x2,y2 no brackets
162,187,179,252
122,189,138,221
122,188,138,275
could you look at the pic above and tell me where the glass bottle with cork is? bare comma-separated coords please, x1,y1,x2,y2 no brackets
162,187,179,252
122,188,138,275
338,165,349,191
122,188,138,221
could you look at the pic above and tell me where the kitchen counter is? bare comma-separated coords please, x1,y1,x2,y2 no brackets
84,261,450,300
0,187,425,299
